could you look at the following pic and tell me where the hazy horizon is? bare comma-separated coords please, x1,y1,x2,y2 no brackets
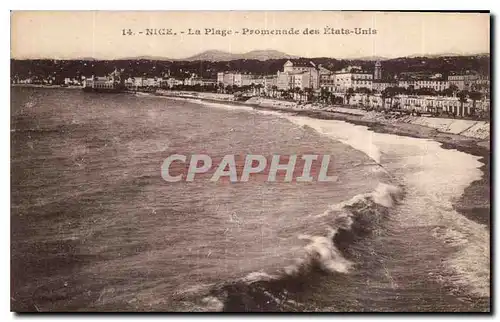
11,11,490,60
10,48,491,61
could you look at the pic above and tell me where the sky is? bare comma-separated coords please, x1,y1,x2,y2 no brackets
11,11,490,60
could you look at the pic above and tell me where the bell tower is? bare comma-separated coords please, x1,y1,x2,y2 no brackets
374,61,382,80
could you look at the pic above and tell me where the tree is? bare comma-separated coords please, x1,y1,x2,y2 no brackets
256,83,264,96
271,85,278,98
441,86,455,97
333,95,343,105
319,87,327,103
304,87,314,102
355,87,370,94
381,90,388,109
345,87,355,105
468,91,483,116
457,90,469,117
298,89,305,102
415,87,437,96
250,82,256,95
326,91,332,104
293,87,301,101
382,87,397,110
449,84,459,94
355,87,372,107
320,87,332,103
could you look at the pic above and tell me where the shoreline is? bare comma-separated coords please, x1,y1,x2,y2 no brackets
155,91,490,228
11,83,82,89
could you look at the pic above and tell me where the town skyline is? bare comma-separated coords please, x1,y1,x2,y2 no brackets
11,11,490,60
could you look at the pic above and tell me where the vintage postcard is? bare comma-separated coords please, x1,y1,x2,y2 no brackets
10,11,490,312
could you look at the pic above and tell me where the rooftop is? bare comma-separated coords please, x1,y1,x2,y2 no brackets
285,60,316,68
288,70,309,75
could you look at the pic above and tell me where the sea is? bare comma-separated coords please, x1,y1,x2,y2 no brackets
10,87,490,312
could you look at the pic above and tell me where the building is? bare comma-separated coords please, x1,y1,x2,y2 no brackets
334,66,373,92
471,74,490,96
319,73,335,92
83,76,114,89
235,74,252,87
374,61,382,80
372,80,397,93
124,77,135,88
217,72,230,86
291,72,311,89
184,75,203,86
64,77,81,86
83,69,123,90
163,77,183,88
275,60,330,91
133,77,145,88
397,78,449,92
449,72,489,95
18,78,33,84
280,60,320,89
260,75,277,94
276,70,312,90
144,77,161,87
217,72,253,87
201,79,217,87
369,61,396,92
448,72,479,91
397,95,474,116
398,71,436,80
276,71,291,90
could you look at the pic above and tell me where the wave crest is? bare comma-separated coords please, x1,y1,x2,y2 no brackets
286,183,403,276
206,183,403,311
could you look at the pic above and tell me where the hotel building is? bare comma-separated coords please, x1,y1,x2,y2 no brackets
334,66,373,92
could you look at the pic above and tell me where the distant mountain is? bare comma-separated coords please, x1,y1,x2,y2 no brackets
240,50,300,61
118,55,173,61
74,57,97,61
404,52,490,59
350,56,390,61
119,51,489,62
182,49,299,61
183,50,237,61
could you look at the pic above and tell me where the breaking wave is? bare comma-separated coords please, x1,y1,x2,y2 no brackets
197,182,403,311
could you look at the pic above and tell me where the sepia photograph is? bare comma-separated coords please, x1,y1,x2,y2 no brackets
10,11,491,312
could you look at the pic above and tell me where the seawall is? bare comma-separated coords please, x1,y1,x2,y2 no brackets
245,97,490,140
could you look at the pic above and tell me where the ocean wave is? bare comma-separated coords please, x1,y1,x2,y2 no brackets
287,183,402,275
201,182,403,311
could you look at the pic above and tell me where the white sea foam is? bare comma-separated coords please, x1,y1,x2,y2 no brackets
200,296,225,311
242,271,277,283
285,116,382,164
279,115,489,297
